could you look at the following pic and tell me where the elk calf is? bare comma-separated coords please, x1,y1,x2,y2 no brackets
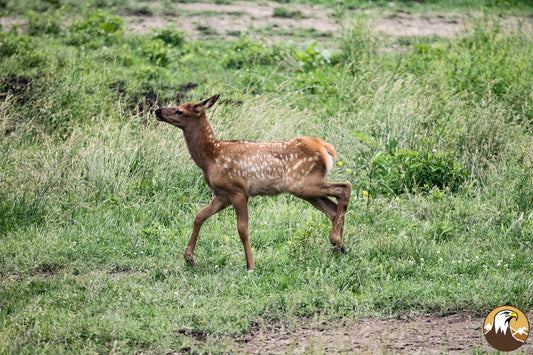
155,94,351,270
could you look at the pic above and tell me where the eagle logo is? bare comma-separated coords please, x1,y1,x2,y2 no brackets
483,306,529,352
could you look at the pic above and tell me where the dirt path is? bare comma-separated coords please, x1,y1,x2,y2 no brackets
227,312,532,354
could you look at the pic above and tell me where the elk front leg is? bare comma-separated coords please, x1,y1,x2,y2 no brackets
229,193,255,270
185,195,230,266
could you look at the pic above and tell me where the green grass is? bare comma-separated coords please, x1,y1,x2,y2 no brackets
1,0,533,353
272,7,305,19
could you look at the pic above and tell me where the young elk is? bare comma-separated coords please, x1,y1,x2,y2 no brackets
155,94,351,270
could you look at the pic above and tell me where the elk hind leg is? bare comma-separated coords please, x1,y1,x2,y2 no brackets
303,197,337,222
295,181,351,253
328,181,351,253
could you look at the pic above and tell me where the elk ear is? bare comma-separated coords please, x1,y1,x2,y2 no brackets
196,94,220,112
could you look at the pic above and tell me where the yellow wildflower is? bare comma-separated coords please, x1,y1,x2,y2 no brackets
337,161,343,166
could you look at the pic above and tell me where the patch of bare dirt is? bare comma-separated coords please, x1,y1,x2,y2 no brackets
3,2,531,42
226,312,533,354
0,17,26,31
123,2,533,43
126,1,336,41
371,11,533,38
372,12,466,38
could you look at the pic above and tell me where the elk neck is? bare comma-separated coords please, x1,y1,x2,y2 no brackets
182,113,219,172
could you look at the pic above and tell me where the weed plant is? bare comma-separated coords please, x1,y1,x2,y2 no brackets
1,1,532,353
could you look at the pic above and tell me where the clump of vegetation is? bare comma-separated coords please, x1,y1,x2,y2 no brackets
66,10,124,46
153,26,187,47
354,148,468,196
272,7,305,19
293,40,338,72
406,22,533,126
24,10,62,36
222,37,287,69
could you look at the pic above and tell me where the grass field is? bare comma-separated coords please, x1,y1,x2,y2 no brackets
1,0,533,353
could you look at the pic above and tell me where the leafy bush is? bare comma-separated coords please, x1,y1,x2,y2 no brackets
385,149,468,194
0,32,51,68
153,26,186,47
24,10,62,36
137,39,175,66
272,7,304,19
350,144,469,196
293,40,338,72
0,32,33,58
222,37,285,69
66,10,124,46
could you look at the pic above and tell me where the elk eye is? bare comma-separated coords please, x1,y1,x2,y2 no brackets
176,109,183,115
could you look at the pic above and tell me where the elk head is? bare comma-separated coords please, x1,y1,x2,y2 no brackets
155,94,220,129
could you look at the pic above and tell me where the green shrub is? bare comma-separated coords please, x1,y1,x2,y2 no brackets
293,40,338,72
272,7,304,19
66,10,124,46
0,32,51,68
137,39,175,66
352,147,469,196
222,37,284,69
386,149,469,194
0,32,33,58
153,26,186,47
25,10,62,36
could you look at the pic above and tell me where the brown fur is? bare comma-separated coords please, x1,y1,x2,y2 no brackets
155,94,351,269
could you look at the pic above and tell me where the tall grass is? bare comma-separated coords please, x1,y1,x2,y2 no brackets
1,3,533,353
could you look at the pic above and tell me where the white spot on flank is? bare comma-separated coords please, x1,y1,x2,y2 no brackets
292,159,304,172
305,162,316,176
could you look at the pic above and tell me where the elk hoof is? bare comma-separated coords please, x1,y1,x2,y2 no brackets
184,252,196,266
332,245,347,254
